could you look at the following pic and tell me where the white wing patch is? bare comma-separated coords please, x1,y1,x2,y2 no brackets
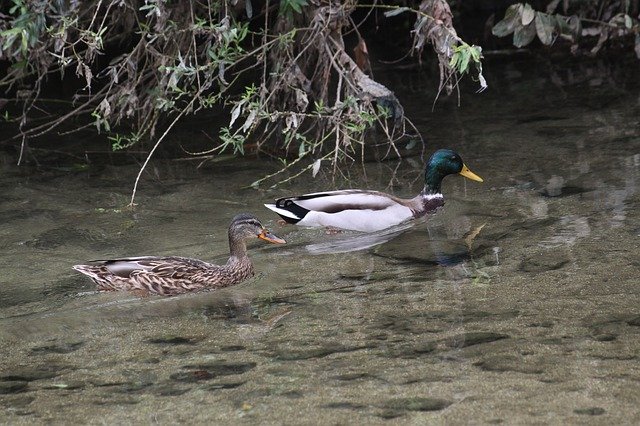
264,203,301,220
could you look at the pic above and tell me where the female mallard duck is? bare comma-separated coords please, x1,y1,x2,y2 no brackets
264,149,483,232
73,213,285,296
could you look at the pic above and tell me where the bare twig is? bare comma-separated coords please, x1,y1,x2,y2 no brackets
129,96,197,207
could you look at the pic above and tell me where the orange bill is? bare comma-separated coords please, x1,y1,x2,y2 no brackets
258,229,286,244
459,164,483,182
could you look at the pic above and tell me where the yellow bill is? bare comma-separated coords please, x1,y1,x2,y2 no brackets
459,164,483,182
258,229,286,244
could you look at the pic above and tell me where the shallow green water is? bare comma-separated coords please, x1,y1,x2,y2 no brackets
1,57,640,424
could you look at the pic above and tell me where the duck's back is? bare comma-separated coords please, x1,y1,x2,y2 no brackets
74,256,254,296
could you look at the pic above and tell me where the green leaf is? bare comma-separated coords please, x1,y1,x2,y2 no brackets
20,29,27,53
521,3,535,26
281,0,307,16
492,4,523,37
513,22,536,47
469,45,482,62
0,28,22,37
534,12,555,45
459,49,471,74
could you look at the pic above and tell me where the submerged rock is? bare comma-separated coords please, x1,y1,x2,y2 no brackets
474,355,543,374
331,372,373,381
41,381,85,390
376,409,405,419
0,364,67,382
219,345,246,352
574,407,605,415
382,342,437,359
153,384,191,396
383,397,452,412
592,333,617,342
323,401,367,410
92,396,140,406
520,251,570,272
272,343,374,361
206,381,246,391
627,316,640,327
181,361,257,376
25,227,113,250
445,332,509,348
0,394,34,407
170,370,215,383
0,381,28,394
147,336,200,345
31,341,84,355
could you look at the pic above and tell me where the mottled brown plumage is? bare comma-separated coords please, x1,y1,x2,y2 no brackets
73,214,285,296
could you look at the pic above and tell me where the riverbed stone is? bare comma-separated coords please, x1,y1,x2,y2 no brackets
219,345,246,352
41,381,85,390
0,364,67,381
0,394,34,408
574,407,605,415
520,251,570,272
170,370,215,383
474,355,544,374
383,341,437,359
0,380,28,394
376,409,404,419
207,381,246,391
331,372,372,381
383,397,452,412
31,341,84,355
445,332,509,348
272,343,372,360
323,401,367,410
147,336,200,345
627,316,640,326
92,396,140,406
181,361,257,376
592,333,617,342
25,227,112,250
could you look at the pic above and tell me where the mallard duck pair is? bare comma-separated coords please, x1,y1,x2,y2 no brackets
74,149,482,295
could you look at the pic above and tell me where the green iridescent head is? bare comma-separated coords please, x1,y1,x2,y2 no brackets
423,149,483,194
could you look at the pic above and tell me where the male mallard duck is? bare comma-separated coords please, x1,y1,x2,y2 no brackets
264,149,483,232
73,213,285,296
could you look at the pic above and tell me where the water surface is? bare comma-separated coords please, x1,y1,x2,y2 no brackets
1,56,639,423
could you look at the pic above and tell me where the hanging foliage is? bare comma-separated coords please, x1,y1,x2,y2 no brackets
492,1,640,56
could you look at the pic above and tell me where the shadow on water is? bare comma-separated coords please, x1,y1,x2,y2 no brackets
1,56,640,423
